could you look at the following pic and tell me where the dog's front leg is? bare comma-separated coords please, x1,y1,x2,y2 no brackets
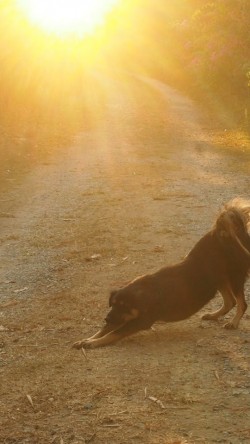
75,318,153,349
73,322,122,349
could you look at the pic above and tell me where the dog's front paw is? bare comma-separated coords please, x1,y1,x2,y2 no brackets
72,339,92,349
201,313,217,321
223,321,237,330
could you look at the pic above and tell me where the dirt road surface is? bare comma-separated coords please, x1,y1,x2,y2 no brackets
0,73,250,444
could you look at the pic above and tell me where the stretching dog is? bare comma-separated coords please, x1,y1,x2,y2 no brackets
73,198,250,349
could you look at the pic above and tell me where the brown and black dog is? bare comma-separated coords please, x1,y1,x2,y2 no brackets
73,198,250,349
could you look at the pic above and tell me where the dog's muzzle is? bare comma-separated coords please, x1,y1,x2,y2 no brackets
105,309,122,325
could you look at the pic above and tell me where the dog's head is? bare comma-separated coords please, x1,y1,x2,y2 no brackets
216,208,250,258
216,209,247,238
105,288,140,325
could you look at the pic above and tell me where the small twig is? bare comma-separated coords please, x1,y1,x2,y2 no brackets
148,396,165,409
26,394,34,410
86,433,96,443
15,345,44,348
109,410,128,416
214,370,220,381
102,424,120,428
157,406,188,411
214,370,226,386
81,347,88,359
14,287,28,293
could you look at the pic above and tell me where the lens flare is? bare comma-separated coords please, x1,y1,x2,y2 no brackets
16,0,119,36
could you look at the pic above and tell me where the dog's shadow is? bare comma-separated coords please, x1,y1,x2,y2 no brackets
121,321,205,350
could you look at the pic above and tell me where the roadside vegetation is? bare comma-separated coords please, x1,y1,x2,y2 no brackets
108,1,250,126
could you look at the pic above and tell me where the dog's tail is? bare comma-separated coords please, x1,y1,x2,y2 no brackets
215,198,250,258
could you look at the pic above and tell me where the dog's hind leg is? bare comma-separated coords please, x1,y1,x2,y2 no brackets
202,286,236,321
224,289,247,329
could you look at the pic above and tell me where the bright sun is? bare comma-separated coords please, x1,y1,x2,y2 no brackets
16,0,119,37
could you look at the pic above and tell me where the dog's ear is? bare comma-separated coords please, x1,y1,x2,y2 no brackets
109,290,117,307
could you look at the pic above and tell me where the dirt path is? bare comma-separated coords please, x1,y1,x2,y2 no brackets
0,73,250,444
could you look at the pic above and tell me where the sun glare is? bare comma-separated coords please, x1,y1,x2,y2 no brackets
16,0,119,36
